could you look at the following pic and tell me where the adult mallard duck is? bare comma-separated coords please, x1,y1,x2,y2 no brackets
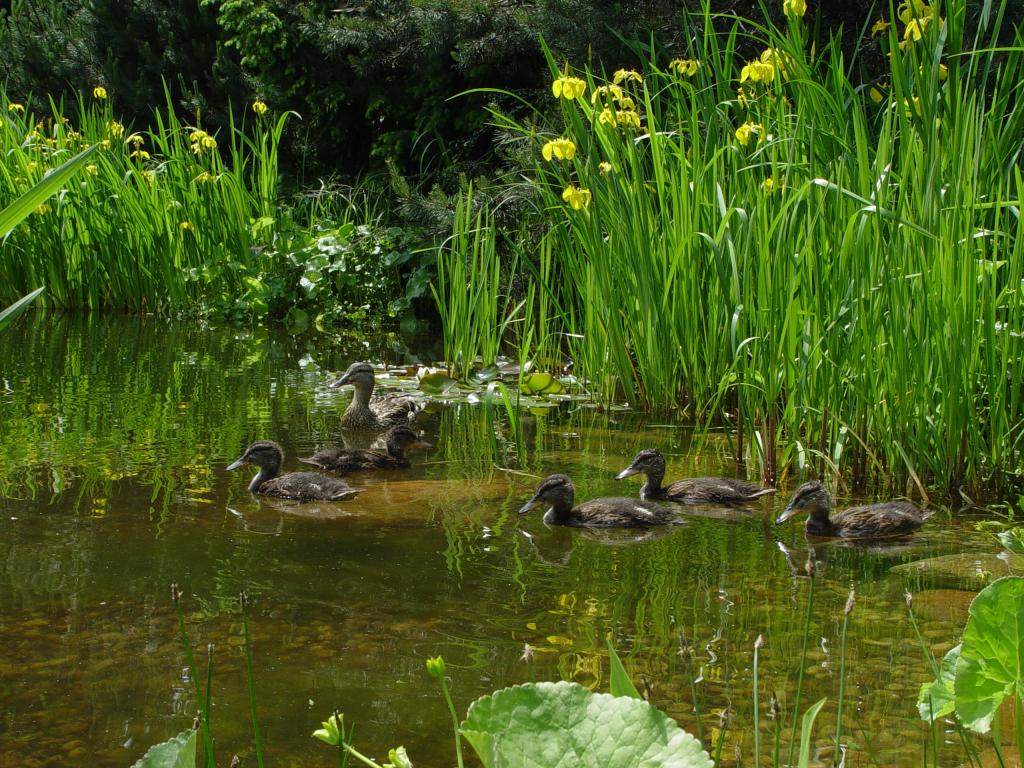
518,474,681,528
227,441,360,501
298,426,432,473
330,362,421,431
776,480,931,538
615,449,776,504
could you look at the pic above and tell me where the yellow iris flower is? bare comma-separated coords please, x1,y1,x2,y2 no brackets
552,76,587,100
93,86,108,100
783,0,806,17
591,84,625,104
542,138,577,161
735,121,762,146
561,186,592,210
871,18,891,36
598,161,612,175
108,121,125,138
252,100,268,115
7,103,25,113
669,58,701,78
613,69,643,85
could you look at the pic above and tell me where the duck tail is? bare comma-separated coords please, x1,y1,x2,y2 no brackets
297,456,320,467
748,487,778,500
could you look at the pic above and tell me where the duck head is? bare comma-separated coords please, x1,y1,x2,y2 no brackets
519,474,575,515
615,448,665,480
776,480,832,524
330,362,375,390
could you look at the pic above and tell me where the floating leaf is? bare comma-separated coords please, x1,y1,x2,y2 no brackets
460,681,713,768
954,576,1024,733
522,372,564,395
471,365,501,384
917,644,960,722
131,729,196,768
418,371,457,395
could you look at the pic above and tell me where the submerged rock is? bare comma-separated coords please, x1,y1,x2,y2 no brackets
890,552,1024,590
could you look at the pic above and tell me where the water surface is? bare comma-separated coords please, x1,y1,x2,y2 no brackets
0,316,997,767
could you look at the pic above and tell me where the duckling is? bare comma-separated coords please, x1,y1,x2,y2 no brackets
776,480,931,538
518,474,681,528
615,449,776,504
227,440,360,501
298,426,432,473
330,362,421,431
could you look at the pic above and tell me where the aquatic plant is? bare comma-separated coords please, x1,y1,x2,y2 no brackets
917,577,1024,762
453,0,1024,494
0,141,96,331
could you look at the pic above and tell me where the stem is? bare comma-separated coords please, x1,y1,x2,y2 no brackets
753,635,763,766
834,591,853,766
439,675,465,768
240,592,264,768
786,570,815,768
172,585,215,767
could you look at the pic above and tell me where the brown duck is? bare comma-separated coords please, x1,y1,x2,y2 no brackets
519,474,681,528
227,441,359,501
616,449,776,504
298,426,432,473
330,362,421,430
776,480,931,538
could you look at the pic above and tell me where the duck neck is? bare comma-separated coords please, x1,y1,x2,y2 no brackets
640,467,665,500
248,462,280,492
805,501,835,536
351,380,374,408
385,436,406,459
542,489,575,524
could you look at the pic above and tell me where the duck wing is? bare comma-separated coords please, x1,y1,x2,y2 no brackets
260,472,360,502
370,395,422,427
299,448,396,472
571,497,681,527
665,477,775,504
832,501,927,537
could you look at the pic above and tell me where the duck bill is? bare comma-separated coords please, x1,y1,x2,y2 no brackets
615,465,640,480
775,504,800,524
412,439,433,450
226,457,246,471
518,497,542,515
329,373,353,389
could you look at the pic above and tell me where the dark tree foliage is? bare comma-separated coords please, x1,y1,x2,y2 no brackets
1,0,1016,182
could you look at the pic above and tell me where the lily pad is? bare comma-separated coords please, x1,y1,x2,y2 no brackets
460,681,713,768
918,644,960,722
131,729,196,768
418,370,457,395
954,576,1024,733
522,372,565,396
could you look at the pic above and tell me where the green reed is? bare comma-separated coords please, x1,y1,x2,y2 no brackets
432,185,525,379
171,584,215,767
0,85,288,313
461,0,1024,493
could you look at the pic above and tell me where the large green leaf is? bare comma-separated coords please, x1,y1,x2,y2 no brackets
130,729,196,768
460,681,713,768
954,576,1024,733
0,144,97,238
0,286,44,333
918,644,960,722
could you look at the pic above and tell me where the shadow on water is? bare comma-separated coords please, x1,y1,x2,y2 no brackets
0,314,1003,766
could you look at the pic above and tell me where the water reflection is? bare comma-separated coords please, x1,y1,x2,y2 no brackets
0,315,1002,766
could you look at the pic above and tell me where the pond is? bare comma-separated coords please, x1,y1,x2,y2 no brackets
0,315,1002,767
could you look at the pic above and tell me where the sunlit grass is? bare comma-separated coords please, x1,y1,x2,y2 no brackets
0,86,290,313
